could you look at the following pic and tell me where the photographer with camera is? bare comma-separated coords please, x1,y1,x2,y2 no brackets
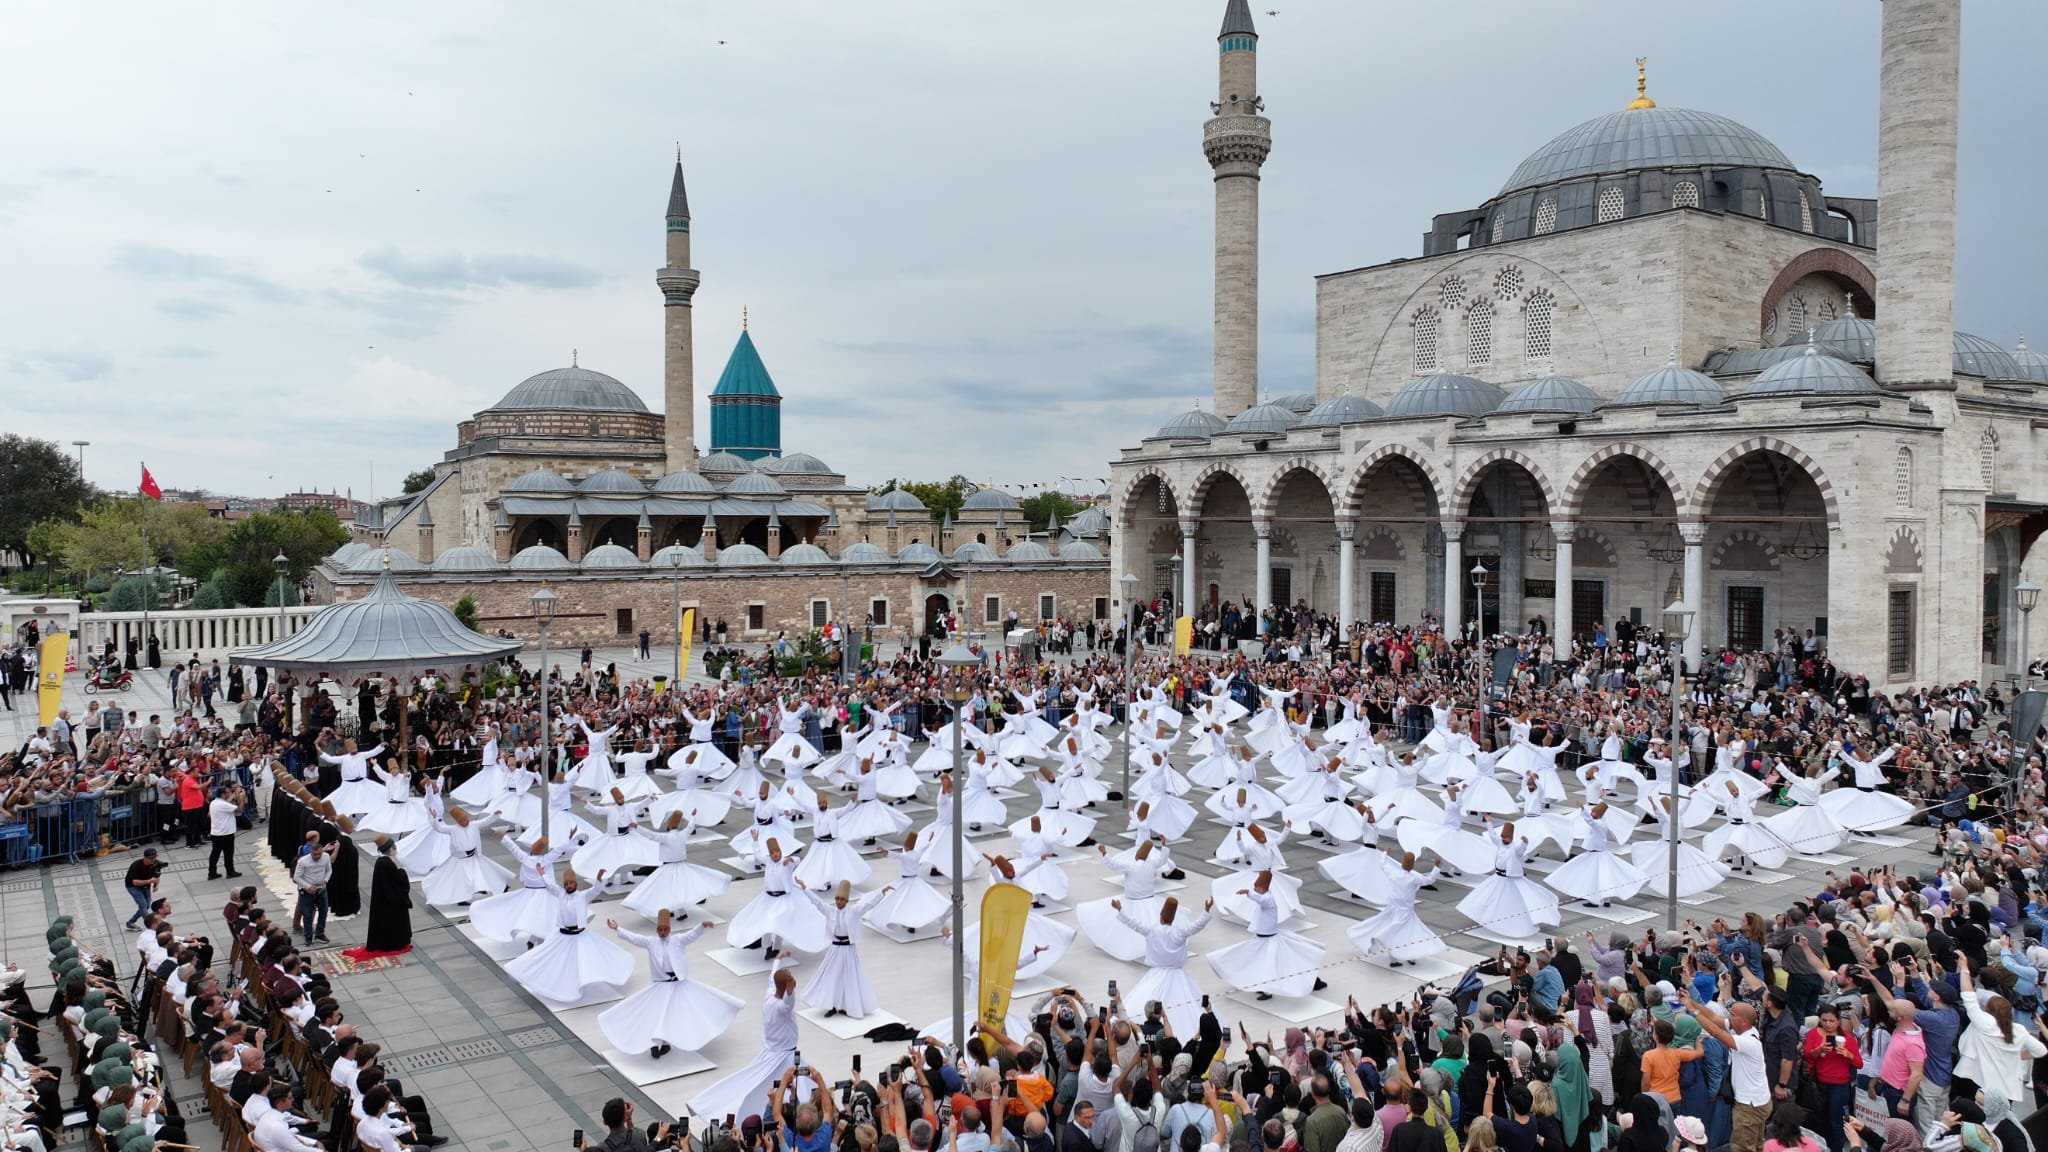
769,1062,839,1152
572,1097,676,1152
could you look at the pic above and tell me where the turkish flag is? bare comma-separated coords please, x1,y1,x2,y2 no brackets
139,465,163,501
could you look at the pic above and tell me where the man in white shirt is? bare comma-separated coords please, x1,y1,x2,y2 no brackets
207,784,243,880
252,1084,324,1152
1687,990,1769,1152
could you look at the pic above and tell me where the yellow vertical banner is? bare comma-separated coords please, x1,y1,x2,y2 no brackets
37,631,69,727
976,881,1033,1035
676,607,696,689
1173,615,1194,657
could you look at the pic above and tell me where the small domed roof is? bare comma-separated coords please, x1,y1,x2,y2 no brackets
492,365,649,413
724,471,789,497
895,542,942,564
578,468,647,494
1383,373,1505,419
716,543,769,566
1066,507,1109,538
1953,332,2025,380
697,451,756,474
953,541,998,562
1152,408,1228,440
840,541,892,564
1805,315,1876,363
509,544,573,571
1223,402,1301,435
329,542,370,567
2013,339,2048,385
962,487,1020,512
1611,359,1727,407
1005,539,1054,562
1059,539,1103,562
652,470,718,494
779,542,833,565
431,546,500,573
651,544,707,568
1744,344,1881,397
1501,106,1795,196
580,544,642,570
758,452,835,475
505,468,576,494
867,488,927,514
347,547,424,573
1704,344,1819,376
1299,393,1385,427
1268,393,1318,414
1498,374,1602,415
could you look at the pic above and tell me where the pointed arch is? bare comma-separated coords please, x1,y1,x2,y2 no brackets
1563,443,1689,520
1187,462,1255,519
1115,466,1179,527
1339,445,1443,522
1690,436,1840,527
1253,459,1340,521
1451,449,1560,520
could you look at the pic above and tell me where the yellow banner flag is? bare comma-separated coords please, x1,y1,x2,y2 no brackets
976,881,1034,1036
37,631,69,728
676,607,696,689
1173,615,1194,657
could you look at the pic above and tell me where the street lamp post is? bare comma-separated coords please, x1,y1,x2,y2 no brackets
1470,561,1488,694
1661,598,1694,931
71,441,88,476
2019,580,2042,691
272,551,290,637
936,640,979,1052
531,587,558,844
1119,572,1139,800
668,550,684,688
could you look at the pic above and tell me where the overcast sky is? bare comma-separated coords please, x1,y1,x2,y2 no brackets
4,1,2044,501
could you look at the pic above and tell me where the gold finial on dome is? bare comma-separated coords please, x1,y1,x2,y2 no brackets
1626,57,1656,110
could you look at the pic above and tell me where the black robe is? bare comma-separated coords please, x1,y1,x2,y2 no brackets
364,855,412,953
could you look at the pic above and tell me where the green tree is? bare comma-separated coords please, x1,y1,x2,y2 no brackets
194,508,350,606
188,574,229,610
452,595,480,632
402,468,438,495
871,476,974,523
101,577,169,612
42,498,225,575
1018,492,1089,533
0,435,93,567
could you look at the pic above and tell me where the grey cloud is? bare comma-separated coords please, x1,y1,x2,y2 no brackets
157,297,233,321
111,244,298,303
12,350,113,382
323,286,465,341
357,245,604,291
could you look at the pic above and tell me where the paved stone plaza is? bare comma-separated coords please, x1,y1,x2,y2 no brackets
3,652,1933,1152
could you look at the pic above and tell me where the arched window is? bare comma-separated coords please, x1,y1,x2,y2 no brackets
1597,187,1624,223
1672,181,1700,209
1496,266,1523,300
1762,310,1779,341
1491,213,1506,244
1818,300,1837,324
1798,194,1814,234
1412,305,1441,374
1894,447,1914,511
1467,301,1495,368
1533,199,1558,235
1981,430,1998,490
1787,296,1807,336
1524,290,1555,365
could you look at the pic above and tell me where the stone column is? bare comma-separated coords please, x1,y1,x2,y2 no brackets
416,522,434,564
767,516,783,560
700,515,718,562
1680,521,1707,671
1875,0,1961,392
1204,12,1271,418
1179,520,1199,614
492,515,511,562
1335,520,1357,636
1552,522,1576,651
635,514,653,561
565,515,584,563
1441,522,1465,640
1253,520,1272,634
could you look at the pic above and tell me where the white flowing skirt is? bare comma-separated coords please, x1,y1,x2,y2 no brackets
1457,775,1521,816
1348,902,1446,962
572,831,661,881
470,885,559,942
801,940,879,1017
485,789,542,831
874,762,921,800
1128,965,1206,1039
1212,871,1303,924
837,800,913,843
1394,823,1496,876
1818,787,1916,832
668,742,737,781
422,852,513,908
623,861,733,917
727,890,829,952
1702,819,1793,870
861,874,949,932
1130,766,1190,801
599,976,743,1054
329,778,386,818
729,820,805,860
358,798,432,837
1013,809,1095,848
915,827,983,880
1545,849,1648,905
1185,754,1237,791
644,789,733,830
1764,801,1847,855
1315,847,1399,903
1283,799,1365,842
503,928,634,1003
1013,857,1070,903
1075,893,1184,963
763,732,821,771
513,809,600,850
791,839,872,890
566,753,617,794
451,764,507,807
689,1045,794,1123
1629,838,1729,898
1126,794,1197,841
1203,786,1282,822
394,823,450,876
1206,931,1325,997
1455,874,1560,939
961,785,1009,829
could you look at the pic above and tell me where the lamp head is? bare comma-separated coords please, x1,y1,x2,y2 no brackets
530,586,558,625
1662,598,1694,640
272,551,289,573
2018,579,2042,614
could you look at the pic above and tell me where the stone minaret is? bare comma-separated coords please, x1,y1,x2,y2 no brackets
1875,0,1960,392
1205,0,1271,419
657,150,703,470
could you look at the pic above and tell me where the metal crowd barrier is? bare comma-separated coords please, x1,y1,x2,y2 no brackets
0,785,161,869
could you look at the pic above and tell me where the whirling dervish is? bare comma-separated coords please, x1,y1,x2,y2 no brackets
1544,802,1648,908
1701,778,1792,874
321,739,388,817
501,867,633,1004
1764,760,1847,854
597,910,740,1059
623,811,733,919
1631,795,1729,899
418,807,512,908
1206,870,1327,1001
1819,742,1915,832
1076,839,1179,962
1454,823,1560,942
726,838,829,957
472,833,583,944
797,881,887,1019
861,832,948,935
1114,895,1212,1038
1346,852,1447,968
565,713,623,793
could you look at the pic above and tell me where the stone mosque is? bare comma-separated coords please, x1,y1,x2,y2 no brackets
1111,0,2048,688
323,160,1110,643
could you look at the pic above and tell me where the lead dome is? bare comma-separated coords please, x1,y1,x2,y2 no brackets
1501,107,1795,195
491,365,649,413
1383,374,1505,419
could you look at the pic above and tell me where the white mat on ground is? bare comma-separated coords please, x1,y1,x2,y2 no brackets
871,920,947,945
1223,988,1341,1023
708,947,804,977
1562,903,1655,925
1461,926,1551,951
798,1006,906,1039
601,1046,716,1086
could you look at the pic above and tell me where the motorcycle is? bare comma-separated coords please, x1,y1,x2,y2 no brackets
83,661,133,694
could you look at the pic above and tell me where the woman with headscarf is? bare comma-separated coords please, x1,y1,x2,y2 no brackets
1616,1095,1669,1152
1980,1090,2031,1152
1459,1033,1502,1137
1842,1116,1922,1152
1552,1039,1590,1152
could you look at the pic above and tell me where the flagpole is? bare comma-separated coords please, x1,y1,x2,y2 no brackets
138,465,153,673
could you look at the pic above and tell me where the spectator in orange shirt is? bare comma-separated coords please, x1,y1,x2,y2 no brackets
1639,1019,1702,1104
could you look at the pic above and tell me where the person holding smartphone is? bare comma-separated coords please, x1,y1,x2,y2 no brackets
1801,1006,1862,1152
